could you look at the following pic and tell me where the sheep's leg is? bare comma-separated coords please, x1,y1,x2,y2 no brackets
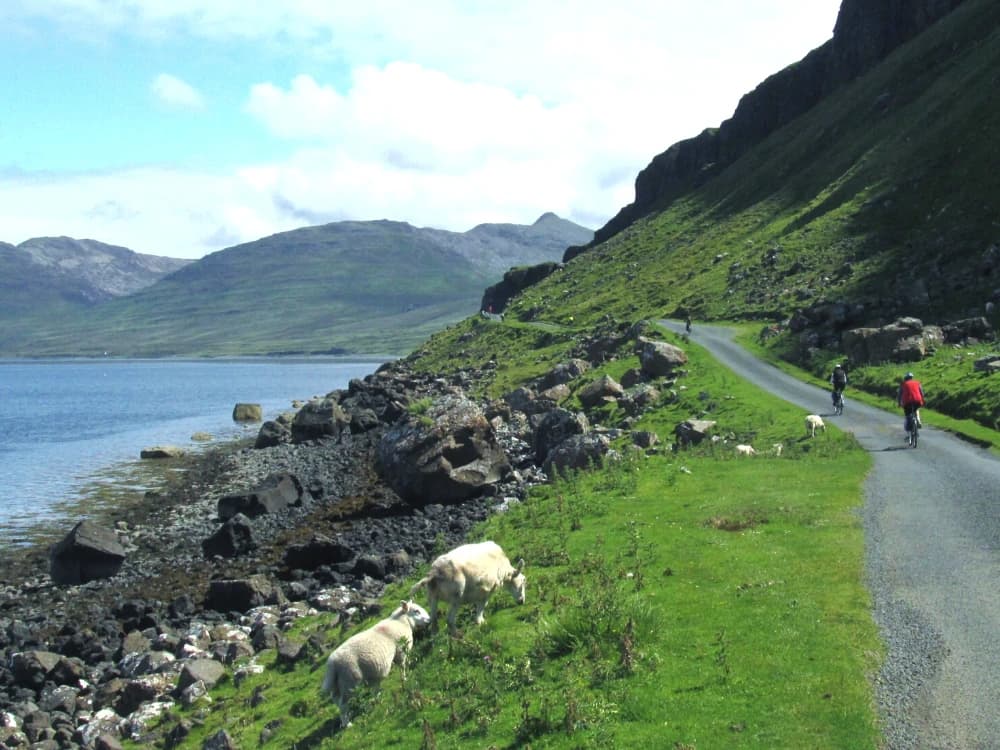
338,696,351,729
447,602,460,635
473,600,488,625
427,594,439,633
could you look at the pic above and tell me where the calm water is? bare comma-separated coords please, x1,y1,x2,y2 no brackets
0,358,383,546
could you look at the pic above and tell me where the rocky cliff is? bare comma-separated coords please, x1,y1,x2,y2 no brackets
571,0,966,258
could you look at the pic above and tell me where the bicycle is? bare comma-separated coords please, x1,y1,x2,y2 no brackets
832,389,845,416
904,410,920,448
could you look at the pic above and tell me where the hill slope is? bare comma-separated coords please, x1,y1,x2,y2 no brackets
485,0,999,339
0,215,590,357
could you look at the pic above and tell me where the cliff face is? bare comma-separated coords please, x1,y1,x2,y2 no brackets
576,0,966,257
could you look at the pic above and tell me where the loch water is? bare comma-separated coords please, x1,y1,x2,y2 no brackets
0,358,383,546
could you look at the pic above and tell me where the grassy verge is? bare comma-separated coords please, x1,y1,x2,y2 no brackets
143,331,882,749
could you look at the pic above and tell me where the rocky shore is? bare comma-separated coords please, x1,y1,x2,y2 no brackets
0,328,685,748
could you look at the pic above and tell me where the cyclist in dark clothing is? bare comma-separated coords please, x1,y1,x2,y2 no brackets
830,363,848,409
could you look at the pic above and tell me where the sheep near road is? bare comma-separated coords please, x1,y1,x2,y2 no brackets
734,444,756,456
321,600,431,728
805,414,826,437
410,541,526,635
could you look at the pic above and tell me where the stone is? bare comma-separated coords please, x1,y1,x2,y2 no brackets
201,513,257,559
638,338,688,376
176,659,225,692
674,419,717,446
375,394,510,504
531,408,590,464
139,445,185,459
283,535,355,571
232,403,263,422
254,420,291,449
217,473,304,520
205,575,285,614
577,374,624,408
542,434,612,476
291,397,350,443
49,521,126,585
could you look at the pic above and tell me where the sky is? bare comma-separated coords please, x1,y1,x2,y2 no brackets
0,1,843,260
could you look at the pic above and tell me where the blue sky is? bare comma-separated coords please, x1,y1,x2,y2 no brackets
1,1,842,259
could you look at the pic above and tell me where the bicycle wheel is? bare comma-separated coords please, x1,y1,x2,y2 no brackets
911,422,919,448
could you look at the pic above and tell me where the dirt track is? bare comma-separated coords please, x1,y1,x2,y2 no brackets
662,321,1000,750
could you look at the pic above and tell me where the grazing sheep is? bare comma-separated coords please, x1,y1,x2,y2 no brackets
805,414,826,437
772,443,784,457
321,600,431,728
410,541,526,635
734,444,756,456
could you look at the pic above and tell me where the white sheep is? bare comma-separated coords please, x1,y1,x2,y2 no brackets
805,414,826,437
734,444,756,456
321,600,431,728
410,541,526,635
772,443,783,457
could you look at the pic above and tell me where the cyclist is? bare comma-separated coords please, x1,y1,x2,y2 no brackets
897,372,925,433
830,363,848,409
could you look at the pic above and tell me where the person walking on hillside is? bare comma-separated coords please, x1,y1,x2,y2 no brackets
897,371,925,431
830,362,848,410
684,314,692,334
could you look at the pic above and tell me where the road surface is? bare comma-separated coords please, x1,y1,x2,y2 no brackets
661,321,1000,750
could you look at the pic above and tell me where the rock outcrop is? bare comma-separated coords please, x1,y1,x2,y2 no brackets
571,0,966,258
49,520,126,585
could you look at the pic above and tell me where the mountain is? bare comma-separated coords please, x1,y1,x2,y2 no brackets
0,215,591,357
0,237,191,317
469,0,998,346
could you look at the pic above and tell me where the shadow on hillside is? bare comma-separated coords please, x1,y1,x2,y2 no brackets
294,718,341,747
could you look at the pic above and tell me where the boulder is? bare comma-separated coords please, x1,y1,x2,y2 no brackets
291,397,350,443
973,354,1000,374
638,338,688,376
205,575,285,614
538,359,591,388
841,318,943,363
139,445,184,459
217,473,304,520
254,420,290,449
375,394,510,504
49,521,126,585
531,408,590,464
577,375,624,408
232,403,263,422
11,651,61,689
201,514,256,559
942,316,994,343
542,434,612,476
674,419,717,446
176,660,226,693
283,535,356,571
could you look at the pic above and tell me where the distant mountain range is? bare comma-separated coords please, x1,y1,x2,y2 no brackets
0,213,591,357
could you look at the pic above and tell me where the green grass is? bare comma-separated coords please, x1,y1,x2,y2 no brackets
142,332,882,749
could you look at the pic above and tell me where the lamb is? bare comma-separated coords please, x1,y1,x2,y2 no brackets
410,540,526,635
321,600,431,728
772,443,784,457
805,414,826,437
734,444,756,456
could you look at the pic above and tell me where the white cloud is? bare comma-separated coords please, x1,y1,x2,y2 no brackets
151,73,205,110
1,1,843,258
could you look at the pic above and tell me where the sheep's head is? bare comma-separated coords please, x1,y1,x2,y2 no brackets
399,600,432,630
506,559,527,605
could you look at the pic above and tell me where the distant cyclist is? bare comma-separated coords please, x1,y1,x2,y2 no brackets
897,372,925,430
830,363,848,410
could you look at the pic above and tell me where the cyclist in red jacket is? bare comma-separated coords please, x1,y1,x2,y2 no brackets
897,372,925,429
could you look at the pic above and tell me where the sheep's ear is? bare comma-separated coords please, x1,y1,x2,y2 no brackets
516,558,525,573
400,599,409,611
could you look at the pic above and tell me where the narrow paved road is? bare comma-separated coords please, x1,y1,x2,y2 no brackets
661,321,1000,750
